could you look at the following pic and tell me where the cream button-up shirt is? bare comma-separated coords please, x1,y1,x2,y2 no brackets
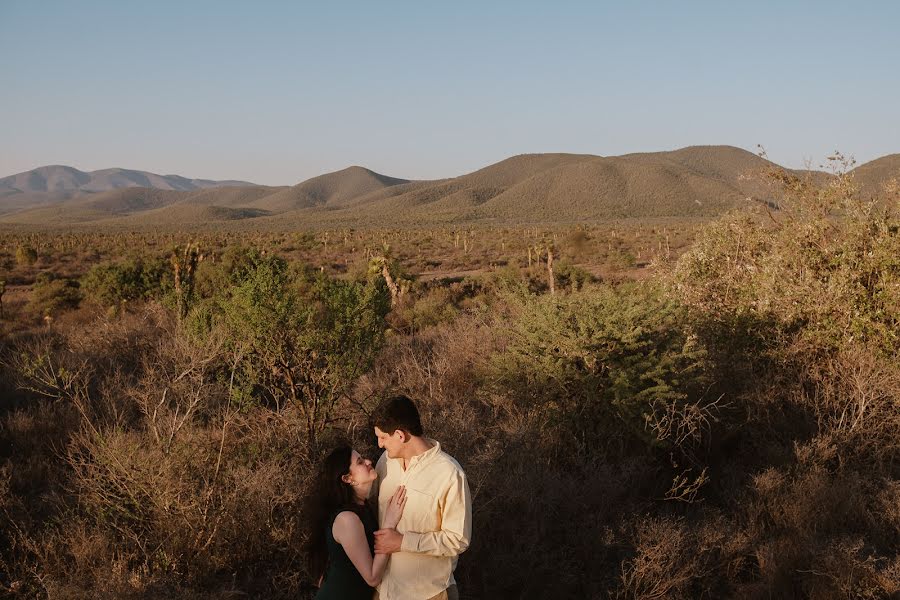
373,440,472,600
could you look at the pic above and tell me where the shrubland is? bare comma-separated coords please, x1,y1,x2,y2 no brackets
0,162,898,598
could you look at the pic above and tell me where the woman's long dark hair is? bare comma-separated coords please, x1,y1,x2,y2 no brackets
304,445,364,582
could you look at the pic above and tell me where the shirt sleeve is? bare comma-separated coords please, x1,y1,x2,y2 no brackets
400,467,472,557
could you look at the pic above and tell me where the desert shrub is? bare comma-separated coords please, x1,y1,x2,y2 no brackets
394,285,460,332
801,345,900,468
562,228,591,258
81,257,170,308
664,159,900,598
675,159,900,469
607,247,637,270
28,272,82,316
193,245,264,299
618,516,743,599
215,255,391,452
15,245,38,266
2,310,317,597
741,462,900,598
553,260,595,291
491,282,714,458
676,158,900,360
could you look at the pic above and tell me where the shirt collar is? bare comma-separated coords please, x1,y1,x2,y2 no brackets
396,438,440,469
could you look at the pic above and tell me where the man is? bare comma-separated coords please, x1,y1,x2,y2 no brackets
371,395,472,600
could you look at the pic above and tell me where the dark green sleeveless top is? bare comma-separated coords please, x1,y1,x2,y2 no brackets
315,504,377,600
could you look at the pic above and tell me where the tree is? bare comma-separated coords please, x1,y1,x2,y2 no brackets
221,256,390,454
368,244,409,308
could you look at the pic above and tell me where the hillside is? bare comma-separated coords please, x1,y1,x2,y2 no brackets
852,154,900,196
0,186,283,225
3,145,898,228
317,147,779,222
0,165,256,197
249,166,409,212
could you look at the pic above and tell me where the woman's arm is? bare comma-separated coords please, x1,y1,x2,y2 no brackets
332,511,389,587
332,488,406,587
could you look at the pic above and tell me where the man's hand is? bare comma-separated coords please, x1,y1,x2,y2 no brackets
374,528,403,554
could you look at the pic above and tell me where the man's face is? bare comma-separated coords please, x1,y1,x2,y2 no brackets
374,426,405,459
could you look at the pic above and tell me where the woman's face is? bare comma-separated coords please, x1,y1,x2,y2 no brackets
344,449,376,486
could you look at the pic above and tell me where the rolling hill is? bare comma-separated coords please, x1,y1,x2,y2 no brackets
281,146,781,222
249,166,409,212
0,165,256,194
0,186,282,224
852,154,900,196
2,146,897,228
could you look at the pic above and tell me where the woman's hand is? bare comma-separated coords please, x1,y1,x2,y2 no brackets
382,486,407,529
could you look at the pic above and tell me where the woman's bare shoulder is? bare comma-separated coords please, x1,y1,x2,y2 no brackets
331,510,365,544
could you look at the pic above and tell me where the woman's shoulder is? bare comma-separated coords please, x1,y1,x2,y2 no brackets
332,508,364,526
331,509,367,544
331,509,364,532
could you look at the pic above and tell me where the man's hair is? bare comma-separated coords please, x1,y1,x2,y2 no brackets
372,395,423,437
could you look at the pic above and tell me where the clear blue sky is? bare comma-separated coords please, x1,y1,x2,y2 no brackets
2,1,898,185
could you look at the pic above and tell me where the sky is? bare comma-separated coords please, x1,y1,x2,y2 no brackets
2,1,898,186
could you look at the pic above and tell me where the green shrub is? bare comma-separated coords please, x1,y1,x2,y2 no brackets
193,246,265,299
28,273,82,316
15,245,38,266
217,255,391,452
401,286,460,331
554,261,595,291
81,257,170,308
675,161,900,358
492,282,711,455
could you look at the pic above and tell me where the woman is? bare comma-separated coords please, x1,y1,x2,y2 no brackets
306,445,406,599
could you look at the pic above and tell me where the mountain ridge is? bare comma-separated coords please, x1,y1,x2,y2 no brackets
2,146,897,226
0,165,257,196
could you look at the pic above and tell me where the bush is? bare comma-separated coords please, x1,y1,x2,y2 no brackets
193,246,265,299
15,245,38,266
397,285,460,332
81,257,170,308
675,159,900,359
216,256,391,452
491,282,713,457
675,157,900,469
554,261,595,291
28,273,82,316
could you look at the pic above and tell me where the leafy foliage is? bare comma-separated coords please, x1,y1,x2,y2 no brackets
492,282,711,454
676,157,900,358
214,255,391,451
81,257,171,308
28,273,82,316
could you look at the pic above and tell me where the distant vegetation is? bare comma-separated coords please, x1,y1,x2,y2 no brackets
0,157,898,598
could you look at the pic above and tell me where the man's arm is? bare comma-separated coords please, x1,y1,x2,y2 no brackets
378,468,472,558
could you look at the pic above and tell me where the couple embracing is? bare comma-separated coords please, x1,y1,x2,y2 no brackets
307,395,472,600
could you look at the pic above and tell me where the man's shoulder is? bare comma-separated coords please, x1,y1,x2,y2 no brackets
432,446,466,477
